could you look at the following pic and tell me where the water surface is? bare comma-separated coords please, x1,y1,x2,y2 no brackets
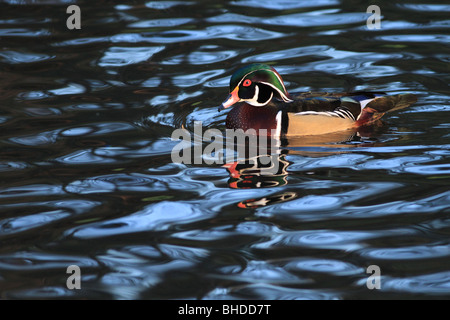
0,0,449,299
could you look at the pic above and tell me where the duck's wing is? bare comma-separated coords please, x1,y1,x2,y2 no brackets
280,92,417,136
285,91,387,120
285,91,416,120
355,93,417,126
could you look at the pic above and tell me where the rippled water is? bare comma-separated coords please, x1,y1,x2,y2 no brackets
0,0,449,300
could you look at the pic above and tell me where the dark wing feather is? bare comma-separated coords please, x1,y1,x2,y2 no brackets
365,93,417,113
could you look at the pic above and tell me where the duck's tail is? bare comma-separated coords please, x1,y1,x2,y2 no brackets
355,93,417,126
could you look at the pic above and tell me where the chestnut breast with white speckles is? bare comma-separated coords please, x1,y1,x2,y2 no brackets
225,103,280,136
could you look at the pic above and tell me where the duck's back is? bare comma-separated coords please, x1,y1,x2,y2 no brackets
284,92,417,135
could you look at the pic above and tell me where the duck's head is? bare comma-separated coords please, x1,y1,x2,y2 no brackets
219,64,292,111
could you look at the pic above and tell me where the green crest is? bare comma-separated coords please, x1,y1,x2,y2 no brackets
229,64,291,102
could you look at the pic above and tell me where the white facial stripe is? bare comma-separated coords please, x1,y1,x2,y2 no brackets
252,84,259,101
260,81,293,102
242,84,274,107
241,83,259,105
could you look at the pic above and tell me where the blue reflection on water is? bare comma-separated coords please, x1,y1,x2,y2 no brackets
0,0,449,300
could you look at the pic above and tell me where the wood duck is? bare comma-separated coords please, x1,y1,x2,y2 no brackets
219,64,417,137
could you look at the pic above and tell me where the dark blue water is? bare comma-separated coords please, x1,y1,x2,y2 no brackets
0,0,449,299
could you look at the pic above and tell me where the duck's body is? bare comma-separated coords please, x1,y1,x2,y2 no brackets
219,64,417,137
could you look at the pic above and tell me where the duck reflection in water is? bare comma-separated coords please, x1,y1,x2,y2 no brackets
223,152,297,209
223,153,290,189
222,135,294,209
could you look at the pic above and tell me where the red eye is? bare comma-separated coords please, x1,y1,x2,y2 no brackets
243,79,252,87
